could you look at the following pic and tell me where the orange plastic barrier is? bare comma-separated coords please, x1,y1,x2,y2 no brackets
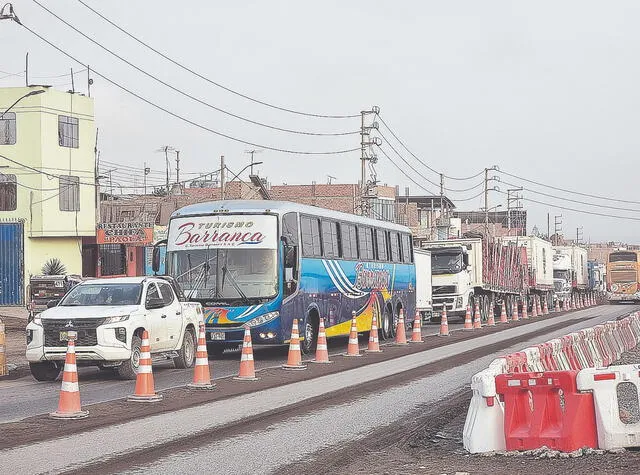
495,371,598,452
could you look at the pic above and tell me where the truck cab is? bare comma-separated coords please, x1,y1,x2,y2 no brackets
429,245,472,317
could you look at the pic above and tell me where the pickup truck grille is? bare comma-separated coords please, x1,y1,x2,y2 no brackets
43,318,106,347
433,285,456,295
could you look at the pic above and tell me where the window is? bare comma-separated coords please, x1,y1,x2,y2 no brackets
390,232,401,262
301,215,322,257
341,223,359,260
357,226,374,260
99,244,126,276
282,212,299,246
58,115,79,148
321,220,339,258
0,174,17,211
146,283,161,303
375,229,388,261
401,234,413,263
157,282,175,305
0,112,16,145
370,198,395,222
59,175,80,211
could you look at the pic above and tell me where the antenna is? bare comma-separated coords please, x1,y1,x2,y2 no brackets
327,175,337,185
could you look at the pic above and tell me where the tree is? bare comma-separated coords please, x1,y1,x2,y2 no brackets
41,258,67,276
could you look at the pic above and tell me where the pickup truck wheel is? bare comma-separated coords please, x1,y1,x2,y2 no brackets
29,362,61,382
174,328,196,369
116,335,142,380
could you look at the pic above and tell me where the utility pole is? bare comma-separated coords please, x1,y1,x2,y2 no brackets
554,214,563,245
245,149,263,175
220,155,226,200
360,106,380,217
156,145,175,194
576,226,583,245
506,187,523,236
327,175,336,185
143,162,150,195
175,150,180,184
484,168,489,231
440,173,444,218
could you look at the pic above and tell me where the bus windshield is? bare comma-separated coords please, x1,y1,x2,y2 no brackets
609,252,637,263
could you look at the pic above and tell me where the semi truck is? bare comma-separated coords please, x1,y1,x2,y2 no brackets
588,260,607,293
552,245,588,306
502,236,554,310
424,237,527,321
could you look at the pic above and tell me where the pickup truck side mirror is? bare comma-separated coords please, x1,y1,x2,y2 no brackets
146,297,165,310
46,300,57,309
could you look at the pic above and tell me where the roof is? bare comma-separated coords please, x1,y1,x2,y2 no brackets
171,200,411,233
81,277,158,285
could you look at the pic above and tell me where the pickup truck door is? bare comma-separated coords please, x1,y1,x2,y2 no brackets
157,281,184,349
145,282,168,351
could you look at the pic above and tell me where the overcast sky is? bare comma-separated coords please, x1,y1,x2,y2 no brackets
2,1,640,243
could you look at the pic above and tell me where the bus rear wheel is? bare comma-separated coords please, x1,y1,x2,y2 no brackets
380,307,394,341
301,316,318,355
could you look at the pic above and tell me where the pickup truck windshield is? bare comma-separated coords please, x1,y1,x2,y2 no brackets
167,248,278,304
60,284,143,306
432,252,463,275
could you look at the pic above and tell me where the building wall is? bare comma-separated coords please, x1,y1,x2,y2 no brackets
0,87,95,303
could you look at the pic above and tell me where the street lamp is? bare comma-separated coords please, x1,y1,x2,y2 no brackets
1,89,45,120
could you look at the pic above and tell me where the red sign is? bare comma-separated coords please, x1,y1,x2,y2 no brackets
96,222,153,245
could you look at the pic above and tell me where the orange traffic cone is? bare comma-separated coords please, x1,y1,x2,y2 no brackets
537,296,543,316
344,311,362,357
311,317,333,363
188,322,214,389
531,297,538,318
394,309,409,345
473,302,482,329
499,301,509,324
439,307,450,336
543,298,549,316
487,301,496,327
555,299,560,312
463,305,473,330
410,310,423,343
128,330,162,402
512,301,519,322
50,332,88,419
522,299,529,320
366,312,383,353
234,326,259,381
283,319,307,370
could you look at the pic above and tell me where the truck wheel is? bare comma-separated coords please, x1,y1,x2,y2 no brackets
29,362,61,382
381,307,394,340
174,328,196,369
116,335,142,380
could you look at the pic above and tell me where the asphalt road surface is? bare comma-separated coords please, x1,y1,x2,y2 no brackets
0,320,465,423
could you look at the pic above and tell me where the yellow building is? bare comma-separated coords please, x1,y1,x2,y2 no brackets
0,86,95,305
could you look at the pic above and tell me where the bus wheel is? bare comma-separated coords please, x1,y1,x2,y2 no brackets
301,316,318,355
380,307,394,341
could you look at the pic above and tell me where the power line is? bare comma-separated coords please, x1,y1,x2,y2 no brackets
376,114,485,181
451,189,487,202
376,145,438,195
34,1,358,137
76,0,359,120
498,169,640,205
495,189,640,222
15,21,361,156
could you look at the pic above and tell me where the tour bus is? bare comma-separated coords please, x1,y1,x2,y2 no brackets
153,200,417,355
606,250,640,303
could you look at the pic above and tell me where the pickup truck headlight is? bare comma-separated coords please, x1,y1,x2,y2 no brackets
246,311,279,327
103,315,130,324
32,316,42,326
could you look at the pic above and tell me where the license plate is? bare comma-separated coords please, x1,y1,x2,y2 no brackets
210,332,225,341
59,331,69,341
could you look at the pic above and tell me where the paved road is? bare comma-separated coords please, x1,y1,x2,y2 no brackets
1,305,634,475
0,320,462,423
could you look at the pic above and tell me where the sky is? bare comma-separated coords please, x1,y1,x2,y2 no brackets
2,0,640,243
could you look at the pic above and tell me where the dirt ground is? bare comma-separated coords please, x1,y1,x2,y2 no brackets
286,347,640,474
0,315,27,375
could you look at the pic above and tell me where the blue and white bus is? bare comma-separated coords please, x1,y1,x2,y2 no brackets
155,200,417,355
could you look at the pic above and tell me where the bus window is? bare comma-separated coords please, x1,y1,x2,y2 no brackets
375,229,388,261
390,232,401,262
341,223,358,260
321,220,339,258
401,234,412,263
301,215,322,257
358,226,374,260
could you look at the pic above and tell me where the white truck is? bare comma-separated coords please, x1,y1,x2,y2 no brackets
25,276,203,381
414,249,433,322
552,245,589,305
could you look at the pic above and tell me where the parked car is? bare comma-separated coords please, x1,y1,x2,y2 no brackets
25,276,203,380
26,274,83,322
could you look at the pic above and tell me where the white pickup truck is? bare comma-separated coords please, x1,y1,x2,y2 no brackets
25,276,203,380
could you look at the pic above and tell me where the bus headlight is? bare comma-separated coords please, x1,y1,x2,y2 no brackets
246,311,279,327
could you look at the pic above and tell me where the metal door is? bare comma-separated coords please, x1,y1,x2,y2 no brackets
0,222,24,305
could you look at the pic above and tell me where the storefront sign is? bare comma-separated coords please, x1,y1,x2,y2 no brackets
97,222,154,245
167,215,277,251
